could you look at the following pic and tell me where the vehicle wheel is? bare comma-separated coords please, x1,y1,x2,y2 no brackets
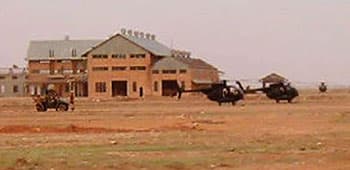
36,104,46,112
57,103,69,112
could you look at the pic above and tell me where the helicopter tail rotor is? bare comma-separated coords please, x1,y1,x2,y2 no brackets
235,81,245,92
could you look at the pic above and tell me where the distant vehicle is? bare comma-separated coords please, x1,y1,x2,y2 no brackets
319,82,327,93
237,81,299,103
33,89,70,112
177,80,244,106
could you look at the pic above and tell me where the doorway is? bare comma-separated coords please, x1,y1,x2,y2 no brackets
112,81,127,96
162,80,178,96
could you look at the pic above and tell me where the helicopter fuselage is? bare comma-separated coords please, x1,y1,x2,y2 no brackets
246,83,299,103
178,82,244,106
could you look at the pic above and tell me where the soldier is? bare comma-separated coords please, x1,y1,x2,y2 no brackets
70,91,75,111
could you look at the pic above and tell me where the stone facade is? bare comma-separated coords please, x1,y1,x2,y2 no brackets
0,67,26,97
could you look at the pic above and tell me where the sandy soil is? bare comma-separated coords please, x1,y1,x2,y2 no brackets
0,89,349,170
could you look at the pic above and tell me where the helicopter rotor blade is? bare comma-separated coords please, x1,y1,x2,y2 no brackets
235,81,245,92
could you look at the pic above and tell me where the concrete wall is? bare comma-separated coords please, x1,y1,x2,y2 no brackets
0,71,26,97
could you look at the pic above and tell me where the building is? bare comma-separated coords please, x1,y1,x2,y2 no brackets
26,37,101,96
0,66,26,97
260,73,287,87
82,30,220,98
152,54,220,96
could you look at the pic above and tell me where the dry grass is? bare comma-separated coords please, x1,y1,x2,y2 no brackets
0,91,350,169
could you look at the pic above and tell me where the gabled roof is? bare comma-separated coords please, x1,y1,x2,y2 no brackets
82,33,172,57
260,73,287,83
124,34,172,56
152,57,188,70
27,39,102,60
152,56,218,71
174,57,218,70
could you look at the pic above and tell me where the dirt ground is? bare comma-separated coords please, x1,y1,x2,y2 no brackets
0,89,349,170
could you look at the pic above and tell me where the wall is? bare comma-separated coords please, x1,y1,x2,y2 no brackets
26,59,87,96
0,71,26,97
87,35,157,98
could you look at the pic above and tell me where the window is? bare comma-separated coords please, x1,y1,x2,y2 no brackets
62,60,71,64
92,67,108,71
72,49,77,57
92,54,108,59
95,82,106,93
132,82,137,92
152,70,159,74
112,66,127,71
13,85,18,93
39,70,50,74
112,54,126,59
63,69,73,74
31,70,40,74
65,84,70,92
135,54,146,58
130,66,146,71
39,60,50,64
130,54,146,59
162,70,176,74
49,49,54,57
12,76,18,80
180,69,187,74
154,81,158,92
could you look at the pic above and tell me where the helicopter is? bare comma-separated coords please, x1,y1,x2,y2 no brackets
319,82,327,93
236,81,299,103
177,80,244,106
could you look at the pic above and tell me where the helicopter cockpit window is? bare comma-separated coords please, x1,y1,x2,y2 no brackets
222,88,228,97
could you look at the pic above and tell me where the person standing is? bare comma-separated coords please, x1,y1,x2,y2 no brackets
70,91,75,111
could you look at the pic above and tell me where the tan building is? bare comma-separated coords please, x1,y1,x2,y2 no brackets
83,30,220,98
26,37,101,96
260,73,287,87
0,66,26,97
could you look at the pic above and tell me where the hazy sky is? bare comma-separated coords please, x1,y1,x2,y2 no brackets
1,0,350,85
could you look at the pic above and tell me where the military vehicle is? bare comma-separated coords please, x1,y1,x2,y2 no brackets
33,89,70,112
319,82,327,93
177,80,244,106
236,81,299,103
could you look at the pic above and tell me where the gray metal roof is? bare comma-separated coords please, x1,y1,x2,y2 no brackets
152,57,188,70
27,40,102,60
260,73,287,83
152,56,218,71
82,33,172,57
122,34,172,56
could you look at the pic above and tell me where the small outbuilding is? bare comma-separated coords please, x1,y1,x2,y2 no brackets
260,73,287,87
